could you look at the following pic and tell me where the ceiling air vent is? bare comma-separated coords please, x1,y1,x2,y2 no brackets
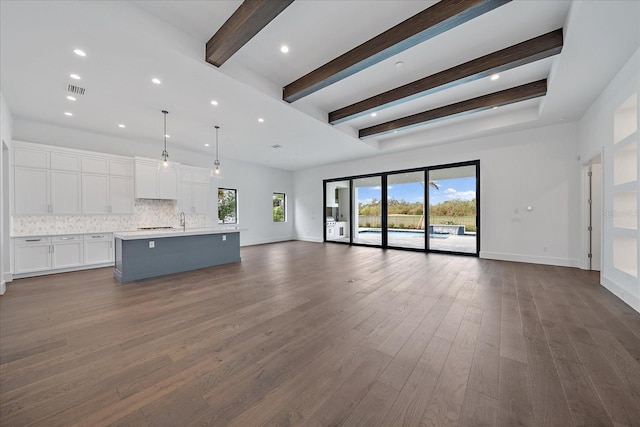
67,84,85,95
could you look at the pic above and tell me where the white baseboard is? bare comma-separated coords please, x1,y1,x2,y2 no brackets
601,274,640,313
3,272,11,283
295,235,323,243
0,281,5,295
480,251,578,268
241,236,294,247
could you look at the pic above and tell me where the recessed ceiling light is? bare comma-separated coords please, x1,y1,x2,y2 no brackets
66,96,76,101
204,143,210,147
370,112,377,117
258,118,264,123
165,134,170,138
152,78,161,85
490,74,500,81
73,49,86,57
69,73,80,80
118,124,126,128
280,45,289,53
64,112,73,116
210,100,218,106
395,61,404,68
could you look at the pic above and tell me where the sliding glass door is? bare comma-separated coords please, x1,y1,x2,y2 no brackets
352,176,382,246
387,171,425,249
427,164,478,254
324,160,479,256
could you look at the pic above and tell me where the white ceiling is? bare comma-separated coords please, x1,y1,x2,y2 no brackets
1,0,638,171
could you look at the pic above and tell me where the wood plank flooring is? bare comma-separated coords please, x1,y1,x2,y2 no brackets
1,241,639,426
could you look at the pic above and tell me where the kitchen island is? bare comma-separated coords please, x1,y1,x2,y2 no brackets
113,228,243,283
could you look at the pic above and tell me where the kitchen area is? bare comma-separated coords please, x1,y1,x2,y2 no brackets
325,180,350,242
9,140,242,282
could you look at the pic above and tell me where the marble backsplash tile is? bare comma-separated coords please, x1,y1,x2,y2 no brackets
12,199,208,236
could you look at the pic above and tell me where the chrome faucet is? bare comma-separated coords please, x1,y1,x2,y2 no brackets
180,211,186,231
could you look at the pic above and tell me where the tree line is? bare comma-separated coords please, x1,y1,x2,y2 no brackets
359,198,476,216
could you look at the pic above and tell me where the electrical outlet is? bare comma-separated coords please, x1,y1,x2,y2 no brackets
149,241,155,248
222,235,226,241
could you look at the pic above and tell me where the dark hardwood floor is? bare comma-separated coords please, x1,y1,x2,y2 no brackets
1,241,639,426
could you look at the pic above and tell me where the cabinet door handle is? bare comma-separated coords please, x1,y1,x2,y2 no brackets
60,237,74,240
50,245,54,253
108,205,113,213
92,235,105,238
25,238,41,242
48,204,53,213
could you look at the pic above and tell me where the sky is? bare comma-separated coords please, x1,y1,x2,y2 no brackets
357,177,476,206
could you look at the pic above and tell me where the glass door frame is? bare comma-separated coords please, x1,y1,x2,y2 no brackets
323,159,480,257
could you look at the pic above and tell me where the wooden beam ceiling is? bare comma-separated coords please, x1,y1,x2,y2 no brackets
330,29,563,124
206,0,294,67
359,79,547,139
282,0,512,103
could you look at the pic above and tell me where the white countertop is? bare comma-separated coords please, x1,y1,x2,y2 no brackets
113,227,245,240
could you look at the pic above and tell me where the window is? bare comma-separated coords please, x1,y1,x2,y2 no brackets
218,188,237,224
273,192,286,222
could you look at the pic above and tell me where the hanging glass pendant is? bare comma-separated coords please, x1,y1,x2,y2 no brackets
158,110,174,172
211,125,223,179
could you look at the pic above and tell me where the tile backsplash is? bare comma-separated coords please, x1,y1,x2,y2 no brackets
12,199,208,236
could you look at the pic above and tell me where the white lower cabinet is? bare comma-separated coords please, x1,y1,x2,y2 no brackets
13,233,114,277
14,237,52,274
52,235,84,269
84,233,114,265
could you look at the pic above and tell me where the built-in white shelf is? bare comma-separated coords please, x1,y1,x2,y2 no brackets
613,191,638,230
613,235,638,278
613,140,637,185
614,93,637,143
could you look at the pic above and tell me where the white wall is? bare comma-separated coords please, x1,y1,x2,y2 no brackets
0,92,14,294
579,47,639,312
11,119,295,247
294,122,581,267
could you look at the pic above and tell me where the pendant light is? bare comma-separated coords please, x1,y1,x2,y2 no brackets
211,125,223,179
158,110,173,172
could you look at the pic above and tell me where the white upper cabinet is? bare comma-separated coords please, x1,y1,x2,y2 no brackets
14,167,50,214
135,157,178,200
82,173,110,214
14,146,49,169
12,142,135,215
177,165,210,214
110,175,134,214
14,147,81,215
51,170,82,214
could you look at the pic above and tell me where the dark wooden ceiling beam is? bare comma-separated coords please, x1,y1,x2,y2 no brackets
283,0,512,103
206,0,294,67
330,29,562,124
359,79,547,139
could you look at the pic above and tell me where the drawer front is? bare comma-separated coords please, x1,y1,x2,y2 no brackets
53,235,84,243
84,233,113,241
14,236,52,245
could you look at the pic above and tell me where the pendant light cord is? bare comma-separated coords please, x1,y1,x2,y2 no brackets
215,125,220,161
162,110,168,155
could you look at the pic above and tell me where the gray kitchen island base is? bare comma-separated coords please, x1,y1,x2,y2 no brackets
114,231,240,283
